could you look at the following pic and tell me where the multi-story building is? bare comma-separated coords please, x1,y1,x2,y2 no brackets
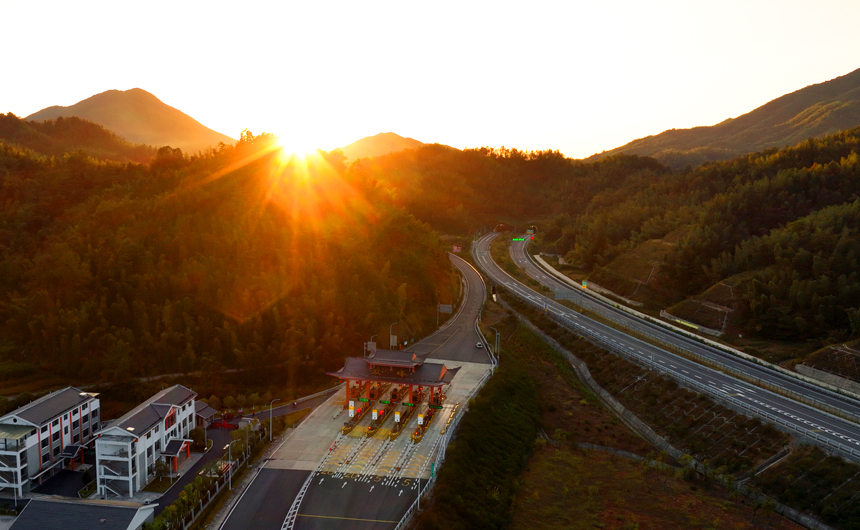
0,387,101,496
95,385,197,498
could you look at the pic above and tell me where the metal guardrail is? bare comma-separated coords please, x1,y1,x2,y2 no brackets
473,235,860,463
526,245,860,406
392,368,494,530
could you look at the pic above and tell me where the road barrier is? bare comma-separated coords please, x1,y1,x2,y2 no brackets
473,235,860,463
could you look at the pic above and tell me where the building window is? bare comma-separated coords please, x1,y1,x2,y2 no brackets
147,447,153,457
91,409,99,419
52,432,59,442
42,453,50,464
154,441,161,452
73,434,80,444
72,409,79,417
146,432,151,439
52,419,59,427
53,447,60,457
64,414,68,421
41,438,48,448
64,426,68,435
82,403,88,411
83,428,89,437
72,420,80,429
40,425,48,433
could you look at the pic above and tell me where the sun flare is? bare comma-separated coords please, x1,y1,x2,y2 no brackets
276,134,319,159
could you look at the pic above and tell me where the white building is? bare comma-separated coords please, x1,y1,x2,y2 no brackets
0,387,101,496
95,385,197,498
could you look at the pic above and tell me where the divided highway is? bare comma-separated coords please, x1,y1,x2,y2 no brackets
473,232,860,462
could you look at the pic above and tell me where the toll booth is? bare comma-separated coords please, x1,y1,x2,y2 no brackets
327,349,459,433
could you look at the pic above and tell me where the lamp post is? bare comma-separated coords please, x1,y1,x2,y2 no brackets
225,440,241,490
269,399,281,442
366,334,378,357
389,322,398,348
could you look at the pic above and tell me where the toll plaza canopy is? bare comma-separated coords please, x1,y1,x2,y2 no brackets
327,349,460,387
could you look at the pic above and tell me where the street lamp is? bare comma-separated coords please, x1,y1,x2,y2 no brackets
225,440,241,490
269,399,281,442
389,322,398,348
366,334,378,357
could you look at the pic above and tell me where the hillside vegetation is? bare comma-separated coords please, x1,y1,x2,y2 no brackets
531,128,860,345
0,129,457,387
587,67,860,168
0,112,155,163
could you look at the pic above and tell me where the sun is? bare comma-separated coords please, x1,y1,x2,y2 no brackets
276,134,319,159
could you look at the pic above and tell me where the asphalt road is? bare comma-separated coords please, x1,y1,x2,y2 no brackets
473,232,860,462
509,237,860,419
220,253,491,530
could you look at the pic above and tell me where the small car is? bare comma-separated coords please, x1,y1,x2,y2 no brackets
476,342,484,348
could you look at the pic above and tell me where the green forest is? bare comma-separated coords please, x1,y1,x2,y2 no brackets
354,127,860,344
0,116,458,387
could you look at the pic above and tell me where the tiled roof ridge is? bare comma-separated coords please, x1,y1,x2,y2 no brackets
8,386,83,415
111,384,195,429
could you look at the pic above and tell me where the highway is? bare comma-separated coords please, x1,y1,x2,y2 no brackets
473,232,860,462
219,254,493,530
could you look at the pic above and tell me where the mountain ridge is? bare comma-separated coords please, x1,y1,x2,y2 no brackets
26,88,235,154
588,68,860,168
338,131,423,160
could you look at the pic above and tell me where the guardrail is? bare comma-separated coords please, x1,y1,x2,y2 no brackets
527,247,860,405
474,235,860,463
392,356,494,529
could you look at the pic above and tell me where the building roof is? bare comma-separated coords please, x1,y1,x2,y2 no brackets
328,357,459,387
109,385,196,435
195,401,219,419
0,387,95,427
0,423,36,440
162,439,191,457
10,497,155,530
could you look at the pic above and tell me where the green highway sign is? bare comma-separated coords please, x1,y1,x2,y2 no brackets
404,403,415,407
429,405,443,409
358,398,370,402
379,400,391,404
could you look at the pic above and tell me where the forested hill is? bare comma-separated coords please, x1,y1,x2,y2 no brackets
587,67,860,169
0,131,458,384
26,88,235,154
534,127,860,345
339,132,424,160
0,113,156,163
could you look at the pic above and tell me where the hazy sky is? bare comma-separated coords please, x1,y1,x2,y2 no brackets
2,0,859,158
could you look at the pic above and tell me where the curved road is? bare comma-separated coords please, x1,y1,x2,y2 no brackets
473,232,860,462
220,254,492,530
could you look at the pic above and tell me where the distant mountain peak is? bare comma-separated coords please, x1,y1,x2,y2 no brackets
588,67,860,169
339,132,423,160
26,88,235,153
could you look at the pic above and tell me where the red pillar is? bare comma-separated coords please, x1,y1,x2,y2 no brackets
365,380,370,400
344,380,350,408
408,385,413,403
185,442,190,458
172,456,178,472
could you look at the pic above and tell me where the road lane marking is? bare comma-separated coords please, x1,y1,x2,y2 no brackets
297,514,399,523
342,482,347,488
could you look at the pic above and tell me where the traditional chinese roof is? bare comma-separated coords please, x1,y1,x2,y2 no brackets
328,357,459,387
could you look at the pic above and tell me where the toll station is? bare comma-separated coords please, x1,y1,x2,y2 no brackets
326,350,459,436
